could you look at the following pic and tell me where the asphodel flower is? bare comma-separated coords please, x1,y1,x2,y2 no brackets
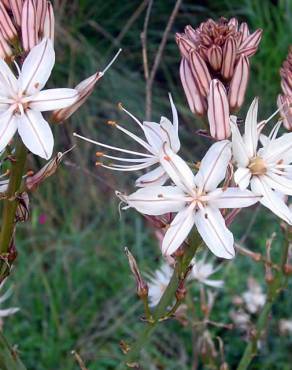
176,17,262,140
242,277,266,314
278,47,292,130
190,255,224,288
74,94,181,187
117,141,260,258
0,39,78,159
231,98,292,224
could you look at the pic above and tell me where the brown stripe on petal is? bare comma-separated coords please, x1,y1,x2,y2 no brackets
238,29,262,57
22,0,38,51
190,50,211,97
221,37,236,80
0,2,17,40
228,55,250,110
9,0,22,26
180,58,206,116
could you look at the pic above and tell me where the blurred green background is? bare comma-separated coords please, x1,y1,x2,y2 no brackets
4,0,292,369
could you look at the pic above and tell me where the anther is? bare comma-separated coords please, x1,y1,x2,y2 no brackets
95,151,104,157
95,161,103,167
107,120,117,126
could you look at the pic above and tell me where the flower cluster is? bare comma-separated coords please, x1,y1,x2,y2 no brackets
278,47,292,130
176,17,262,140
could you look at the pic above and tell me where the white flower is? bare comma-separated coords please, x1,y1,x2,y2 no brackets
118,141,260,259
279,319,292,335
0,278,19,318
242,277,266,314
0,38,78,159
231,98,292,224
147,263,173,307
191,256,224,288
73,94,180,187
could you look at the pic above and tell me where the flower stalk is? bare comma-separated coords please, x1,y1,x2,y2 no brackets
0,140,27,278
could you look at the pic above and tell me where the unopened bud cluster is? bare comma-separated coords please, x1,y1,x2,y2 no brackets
176,17,262,140
278,47,292,130
0,0,54,59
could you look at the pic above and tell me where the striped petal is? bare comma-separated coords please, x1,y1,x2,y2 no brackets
29,88,78,111
18,110,53,159
0,109,17,152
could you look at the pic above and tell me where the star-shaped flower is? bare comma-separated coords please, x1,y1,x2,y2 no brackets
73,94,180,187
0,38,78,159
231,98,292,224
118,141,260,259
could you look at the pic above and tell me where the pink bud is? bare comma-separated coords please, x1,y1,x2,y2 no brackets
43,2,54,42
228,18,238,31
9,0,23,26
190,50,211,97
180,58,206,116
207,79,230,140
207,45,222,71
15,192,29,223
228,55,250,110
278,94,292,131
281,77,292,96
238,29,263,57
36,0,47,33
2,0,10,9
184,25,198,43
221,37,236,80
175,33,194,59
0,31,12,59
0,2,17,41
21,0,38,51
239,22,250,42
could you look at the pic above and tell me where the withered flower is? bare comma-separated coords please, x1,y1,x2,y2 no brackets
278,47,292,130
176,17,262,140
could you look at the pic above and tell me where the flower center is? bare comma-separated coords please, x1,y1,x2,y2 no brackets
248,156,267,175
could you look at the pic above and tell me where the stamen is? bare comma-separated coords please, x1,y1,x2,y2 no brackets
118,103,144,130
107,120,117,126
96,151,104,157
73,132,153,158
115,123,154,153
101,48,122,75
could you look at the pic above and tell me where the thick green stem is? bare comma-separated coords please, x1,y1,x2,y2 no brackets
0,141,27,278
123,234,202,367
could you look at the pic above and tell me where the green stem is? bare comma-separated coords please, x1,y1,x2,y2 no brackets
123,234,202,367
0,141,27,276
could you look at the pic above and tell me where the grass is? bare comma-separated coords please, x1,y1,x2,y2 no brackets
2,0,292,368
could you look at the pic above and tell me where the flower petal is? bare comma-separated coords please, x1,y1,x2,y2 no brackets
210,187,261,208
160,116,180,152
0,59,17,95
251,176,292,224
135,166,168,187
194,206,235,259
162,205,196,255
159,143,196,194
230,116,249,166
195,140,231,191
0,109,17,152
20,38,55,95
142,121,164,152
261,132,292,164
234,167,252,189
18,110,53,159
244,97,259,158
28,88,78,111
263,172,292,196
118,186,187,216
